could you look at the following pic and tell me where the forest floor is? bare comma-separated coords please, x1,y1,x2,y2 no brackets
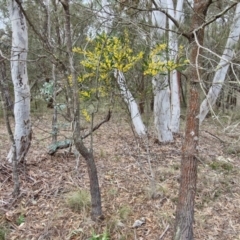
0,109,240,240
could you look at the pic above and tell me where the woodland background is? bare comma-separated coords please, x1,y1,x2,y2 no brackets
1,0,240,239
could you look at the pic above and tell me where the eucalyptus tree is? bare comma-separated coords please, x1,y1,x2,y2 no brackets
170,1,239,239
7,0,31,165
168,0,184,134
151,1,173,142
199,3,240,123
100,0,147,136
150,0,185,142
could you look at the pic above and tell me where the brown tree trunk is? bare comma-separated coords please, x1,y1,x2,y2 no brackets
74,139,103,220
174,1,212,239
174,83,200,240
60,0,103,221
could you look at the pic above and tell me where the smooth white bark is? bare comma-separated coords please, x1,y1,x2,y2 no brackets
151,0,184,140
99,0,112,32
99,1,146,137
153,76,173,142
151,0,173,142
7,0,31,162
168,0,184,133
114,70,146,136
199,3,240,124
152,0,166,36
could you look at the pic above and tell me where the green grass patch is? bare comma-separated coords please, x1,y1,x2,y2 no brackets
0,227,7,240
209,161,233,172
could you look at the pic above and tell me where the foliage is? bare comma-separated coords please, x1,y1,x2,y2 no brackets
73,31,188,122
66,190,91,213
73,31,143,76
73,31,143,98
40,81,54,102
0,227,6,240
209,160,233,172
73,31,144,121
16,214,25,226
144,44,189,76
89,230,110,240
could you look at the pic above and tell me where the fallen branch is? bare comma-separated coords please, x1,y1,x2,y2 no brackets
48,139,72,155
47,110,111,155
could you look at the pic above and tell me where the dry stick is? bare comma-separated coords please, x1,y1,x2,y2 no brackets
0,91,19,197
0,57,20,197
134,228,137,240
159,224,169,240
141,136,156,196
11,143,19,197
203,130,225,143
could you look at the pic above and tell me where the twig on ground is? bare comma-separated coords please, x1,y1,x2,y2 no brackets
204,130,225,143
195,156,206,165
159,224,169,239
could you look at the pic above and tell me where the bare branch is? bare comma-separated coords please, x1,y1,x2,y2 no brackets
82,110,111,139
194,2,238,32
151,0,181,30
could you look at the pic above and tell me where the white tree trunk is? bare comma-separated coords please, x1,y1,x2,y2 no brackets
151,0,173,142
151,0,184,140
98,2,146,137
114,70,146,136
199,3,240,124
151,1,166,36
153,76,173,142
99,0,112,32
168,0,184,133
7,0,31,162
170,69,180,132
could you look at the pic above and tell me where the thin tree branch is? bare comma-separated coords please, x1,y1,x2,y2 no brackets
204,130,225,143
134,0,238,40
194,2,238,32
47,111,111,155
82,110,111,139
151,0,182,30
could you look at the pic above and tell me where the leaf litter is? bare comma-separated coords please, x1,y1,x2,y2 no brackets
0,114,240,239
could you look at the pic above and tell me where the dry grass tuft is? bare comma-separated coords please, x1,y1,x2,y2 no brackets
65,190,91,213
